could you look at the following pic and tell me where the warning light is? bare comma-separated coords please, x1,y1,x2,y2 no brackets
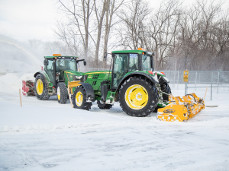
53,54,61,56
137,48,145,51
148,71,153,75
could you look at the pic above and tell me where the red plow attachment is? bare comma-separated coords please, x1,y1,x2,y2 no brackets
22,80,35,96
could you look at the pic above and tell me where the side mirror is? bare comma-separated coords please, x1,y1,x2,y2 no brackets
76,59,86,66
44,59,48,66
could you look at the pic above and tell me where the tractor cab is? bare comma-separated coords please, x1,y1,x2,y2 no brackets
112,49,154,88
43,54,86,87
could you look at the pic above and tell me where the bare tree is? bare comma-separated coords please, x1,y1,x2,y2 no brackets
94,0,125,67
103,0,124,65
57,0,125,68
58,0,94,59
119,0,181,69
93,0,107,67
177,0,223,70
148,0,182,69
119,0,150,49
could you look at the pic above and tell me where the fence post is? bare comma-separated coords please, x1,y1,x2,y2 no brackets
185,83,188,95
178,71,180,84
210,71,213,100
195,71,197,90
217,71,219,93
210,83,212,101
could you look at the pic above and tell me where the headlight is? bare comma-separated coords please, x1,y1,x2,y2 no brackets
74,75,82,80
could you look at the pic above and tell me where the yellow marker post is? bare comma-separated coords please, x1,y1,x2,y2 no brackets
183,70,189,82
183,70,189,94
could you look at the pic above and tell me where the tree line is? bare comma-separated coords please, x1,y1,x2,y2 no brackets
57,0,229,70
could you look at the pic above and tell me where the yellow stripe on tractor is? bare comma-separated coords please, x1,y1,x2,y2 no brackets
157,93,205,122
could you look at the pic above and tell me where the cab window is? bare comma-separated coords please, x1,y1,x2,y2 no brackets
142,55,152,71
56,59,77,71
129,54,138,71
46,60,53,70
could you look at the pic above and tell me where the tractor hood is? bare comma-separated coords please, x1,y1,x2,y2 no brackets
84,70,112,81
64,70,85,84
65,70,84,76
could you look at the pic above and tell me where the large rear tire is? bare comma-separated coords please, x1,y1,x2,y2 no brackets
57,82,68,104
119,77,159,117
72,86,92,110
97,100,112,109
34,74,50,100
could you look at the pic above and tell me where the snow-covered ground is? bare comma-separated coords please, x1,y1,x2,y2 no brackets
0,73,229,171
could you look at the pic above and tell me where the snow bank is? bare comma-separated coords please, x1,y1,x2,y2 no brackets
0,73,35,99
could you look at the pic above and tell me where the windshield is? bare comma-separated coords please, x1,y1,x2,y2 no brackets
56,59,77,71
142,55,152,71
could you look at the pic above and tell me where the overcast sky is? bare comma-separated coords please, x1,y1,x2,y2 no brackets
0,0,59,41
0,0,228,42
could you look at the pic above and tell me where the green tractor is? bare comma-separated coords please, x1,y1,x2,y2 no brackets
68,49,171,117
32,54,86,104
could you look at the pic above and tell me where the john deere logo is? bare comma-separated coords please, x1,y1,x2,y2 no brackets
164,109,175,113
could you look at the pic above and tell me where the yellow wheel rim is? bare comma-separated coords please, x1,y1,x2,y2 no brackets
125,84,148,110
75,91,83,106
36,79,44,95
57,87,60,100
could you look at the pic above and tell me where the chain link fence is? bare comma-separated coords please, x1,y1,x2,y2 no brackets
162,70,229,84
162,70,229,100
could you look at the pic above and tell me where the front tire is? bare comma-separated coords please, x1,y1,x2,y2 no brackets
57,82,68,104
119,77,159,117
34,74,50,100
72,86,92,110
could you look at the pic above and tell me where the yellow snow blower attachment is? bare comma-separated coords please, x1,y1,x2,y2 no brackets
157,93,205,122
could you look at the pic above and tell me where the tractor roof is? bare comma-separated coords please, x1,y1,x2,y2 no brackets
44,56,79,59
112,49,152,55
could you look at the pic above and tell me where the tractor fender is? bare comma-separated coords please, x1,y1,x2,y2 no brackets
34,71,47,79
158,75,170,84
155,71,170,84
34,72,42,78
34,71,50,83
116,72,158,92
79,83,95,102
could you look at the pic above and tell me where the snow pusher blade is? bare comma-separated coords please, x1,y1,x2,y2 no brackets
22,80,35,96
157,93,205,122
